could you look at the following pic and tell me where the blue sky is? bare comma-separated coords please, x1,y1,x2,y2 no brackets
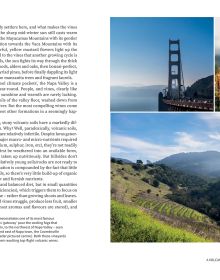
111,17,213,86
111,113,220,162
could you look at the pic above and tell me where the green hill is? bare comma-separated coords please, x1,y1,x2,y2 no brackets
157,151,220,178
111,200,209,242
111,161,220,242
184,75,213,100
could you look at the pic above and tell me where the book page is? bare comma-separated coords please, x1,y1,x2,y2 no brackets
0,1,219,280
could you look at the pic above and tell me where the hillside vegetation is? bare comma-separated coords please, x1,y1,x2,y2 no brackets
111,200,209,242
111,160,220,242
184,75,213,100
157,151,220,178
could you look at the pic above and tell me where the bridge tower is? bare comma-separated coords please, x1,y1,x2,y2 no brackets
168,39,184,99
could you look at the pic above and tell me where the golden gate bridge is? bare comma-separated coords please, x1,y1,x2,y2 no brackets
158,39,213,111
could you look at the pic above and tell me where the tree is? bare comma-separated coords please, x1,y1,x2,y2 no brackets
142,177,149,184
148,169,155,175
153,179,159,188
147,189,151,194
132,160,144,171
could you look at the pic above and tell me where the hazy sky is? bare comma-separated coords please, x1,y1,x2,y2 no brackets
111,17,213,87
111,113,220,162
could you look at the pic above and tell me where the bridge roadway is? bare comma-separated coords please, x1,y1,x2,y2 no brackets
163,99,213,111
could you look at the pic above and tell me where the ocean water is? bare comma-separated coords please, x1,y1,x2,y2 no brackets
110,86,165,111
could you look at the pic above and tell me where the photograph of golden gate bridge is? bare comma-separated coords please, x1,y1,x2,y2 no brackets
110,17,214,112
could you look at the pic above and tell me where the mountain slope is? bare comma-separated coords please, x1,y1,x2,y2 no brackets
111,200,209,242
184,75,213,99
111,157,133,164
157,151,220,178
111,161,220,241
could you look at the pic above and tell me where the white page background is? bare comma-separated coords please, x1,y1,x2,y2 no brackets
0,0,219,279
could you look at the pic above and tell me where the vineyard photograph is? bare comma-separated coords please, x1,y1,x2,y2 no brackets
111,113,220,242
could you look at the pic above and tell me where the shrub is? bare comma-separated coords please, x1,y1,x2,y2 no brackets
111,187,117,199
142,177,149,184
153,179,160,188
132,164,144,171
148,169,155,175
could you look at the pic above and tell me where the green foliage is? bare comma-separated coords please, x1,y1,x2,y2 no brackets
147,169,155,175
168,180,220,222
132,161,145,171
147,163,154,167
158,151,220,178
111,162,170,203
111,200,209,242
142,177,149,184
154,164,208,190
153,179,160,188
111,161,220,240
111,158,124,164
135,197,209,223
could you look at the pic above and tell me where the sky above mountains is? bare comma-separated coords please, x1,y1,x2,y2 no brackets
111,17,213,87
111,113,220,162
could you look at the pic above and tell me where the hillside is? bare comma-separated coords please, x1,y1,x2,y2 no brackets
216,55,220,68
111,161,220,242
184,75,213,99
157,151,220,178
111,200,209,242
111,157,133,164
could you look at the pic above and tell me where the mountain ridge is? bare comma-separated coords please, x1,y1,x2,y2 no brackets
157,150,220,178
184,75,213,99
